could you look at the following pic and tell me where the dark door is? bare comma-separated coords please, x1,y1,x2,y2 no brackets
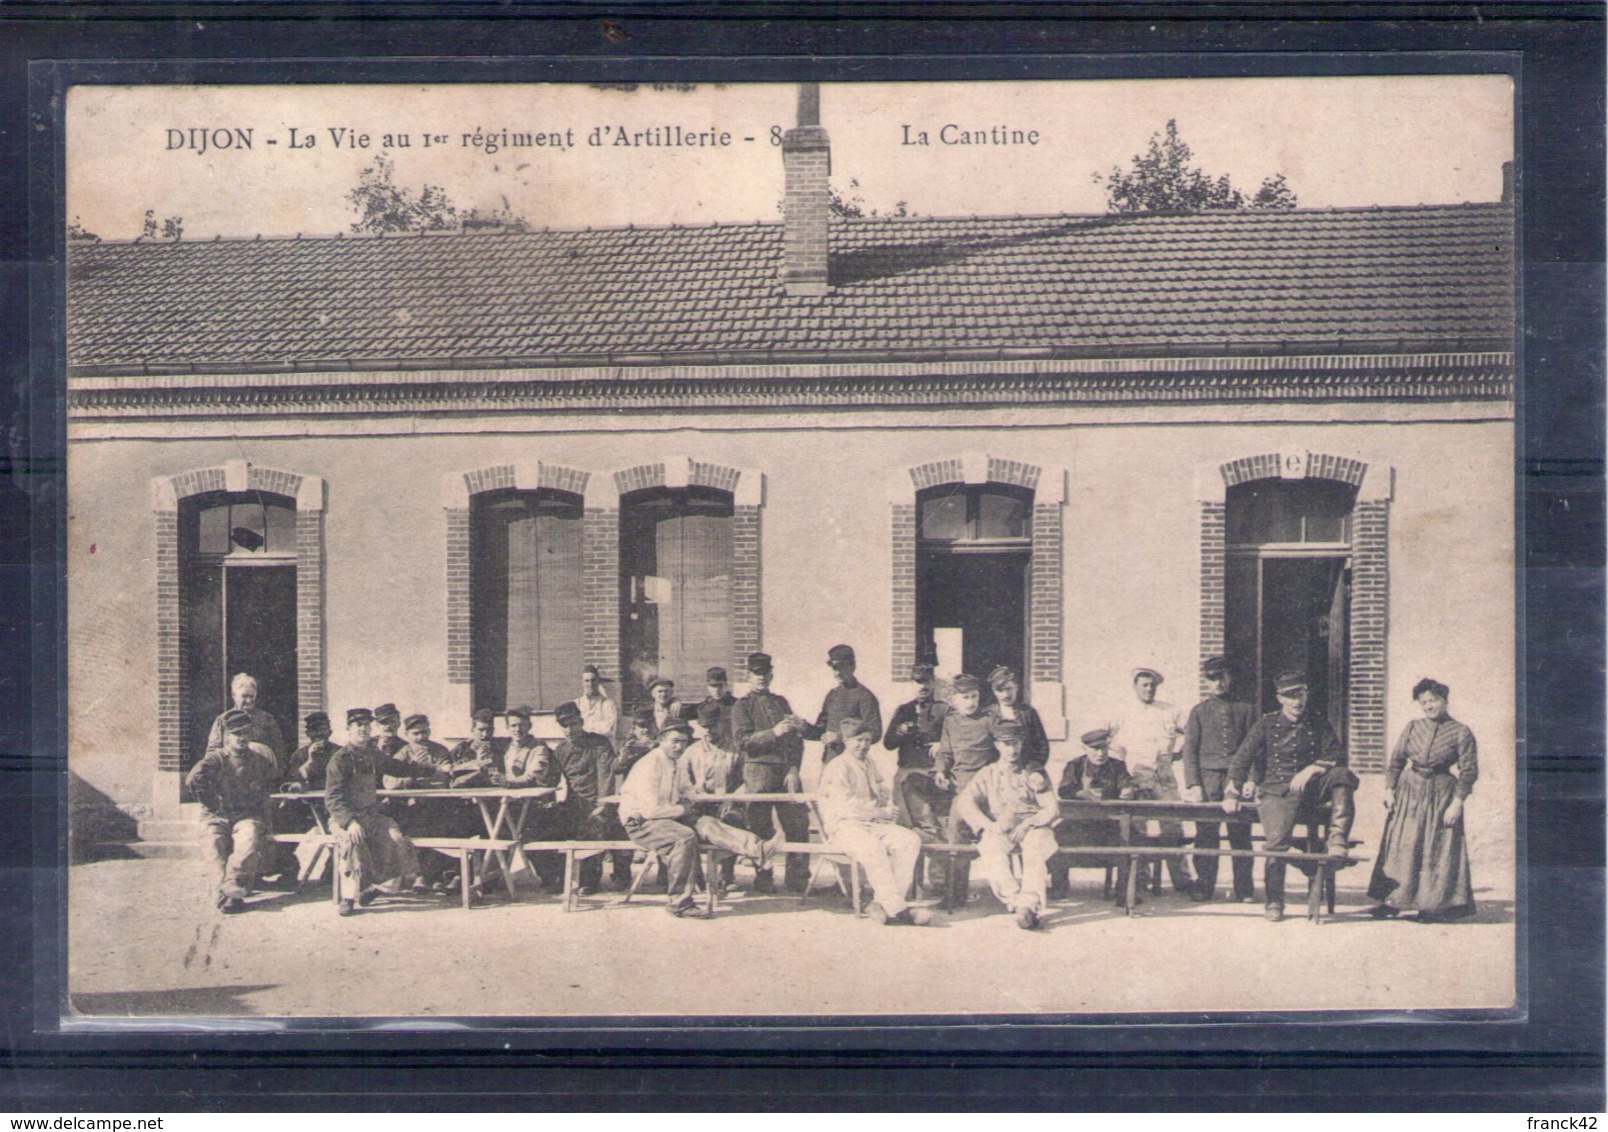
916,549,1029,694
1235,555,1348,730
226,564,298,744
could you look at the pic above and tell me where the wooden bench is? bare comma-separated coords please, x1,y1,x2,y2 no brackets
275,831,518,910
919,842,1366,923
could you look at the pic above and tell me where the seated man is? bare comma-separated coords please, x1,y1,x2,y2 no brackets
186,708,279,914
285,711,338,791
615,707,658,781
324,707,440,915
1225,670,1360,923
681,699,747,891
817,717,933,926
446,708,507,777
953,719,1059,930
500,706,547,789
1051,728,1137,903
386,712,464,888
618,721,784,918
549,699,630,895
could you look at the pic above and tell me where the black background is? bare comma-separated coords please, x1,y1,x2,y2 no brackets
1,3,1602,1112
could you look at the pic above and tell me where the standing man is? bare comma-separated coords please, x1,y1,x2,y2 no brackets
578,664,619,742
985,667,1050,769
681,666,738,752
1226,670,1359,922
647,678,684,735
619,721,785,917
1105,667,1191,895
204,672,286,772
1181,656,1258,904
931,673,998,908
729,651,812,894
953,719,1059,930
324,707,439,915
186,708,279,914
817,717,932,926
883,663,951,842
550,700,629,895
799,644,882,766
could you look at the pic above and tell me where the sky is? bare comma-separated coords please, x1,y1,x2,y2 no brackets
66,76,1514,240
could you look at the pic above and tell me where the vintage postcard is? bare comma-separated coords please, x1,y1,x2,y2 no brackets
64,76,1517,1019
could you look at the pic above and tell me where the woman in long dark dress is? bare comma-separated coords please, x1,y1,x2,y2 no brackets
1367,678,1479,921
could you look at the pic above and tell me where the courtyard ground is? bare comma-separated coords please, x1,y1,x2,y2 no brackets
65,775,1516,1021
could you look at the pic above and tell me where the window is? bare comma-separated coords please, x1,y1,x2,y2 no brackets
1226,479,1354,547
620,486,734,704
471,488,585,712
916,483,1033,692
179,491,298,772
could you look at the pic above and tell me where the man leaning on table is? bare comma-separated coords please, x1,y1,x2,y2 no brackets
619,720,785,918
817,716,932,926
1224,670,1359,923
324,707,441,915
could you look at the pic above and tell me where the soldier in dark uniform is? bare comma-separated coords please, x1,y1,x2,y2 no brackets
550,699,631,894
799,644,882,766
371,703,405,758
616,707,658,781
729,651,811,893
1051,728,1136,902
1181,655,1259,903
286,711,338,790
883,663,951,842
680,666,737,751
1226,670,1359,922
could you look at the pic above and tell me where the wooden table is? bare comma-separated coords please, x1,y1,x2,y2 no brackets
272,787,558,899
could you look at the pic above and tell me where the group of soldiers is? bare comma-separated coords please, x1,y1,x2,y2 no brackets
185,646,1358,926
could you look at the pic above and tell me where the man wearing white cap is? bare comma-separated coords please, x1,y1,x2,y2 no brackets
1104,666,1192,895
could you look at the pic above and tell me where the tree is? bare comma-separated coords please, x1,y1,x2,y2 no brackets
829,178,910,219
346,153,461,234
67,216,100,242
1096,120,1298,214
140,209,184,240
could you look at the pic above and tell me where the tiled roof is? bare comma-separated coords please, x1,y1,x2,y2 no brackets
67,204,1514,373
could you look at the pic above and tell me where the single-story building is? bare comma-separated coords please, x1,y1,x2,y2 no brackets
66,96,1516,847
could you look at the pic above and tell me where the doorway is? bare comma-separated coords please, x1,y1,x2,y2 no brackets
180,492,299,774
1226,554,1349,738
914,482,1033,698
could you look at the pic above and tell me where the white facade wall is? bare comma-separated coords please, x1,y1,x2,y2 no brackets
67,402,1515,819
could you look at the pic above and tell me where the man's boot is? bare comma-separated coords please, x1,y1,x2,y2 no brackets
1326,786,1355,857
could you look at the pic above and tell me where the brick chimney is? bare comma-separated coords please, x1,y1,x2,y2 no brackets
781,82,830,297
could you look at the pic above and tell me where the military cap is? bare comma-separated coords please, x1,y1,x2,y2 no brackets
553,700,583,725
1131,667,1164,685
696,700,724,726
827,644,856,668
221,708,254,734
581,663,611,682
988,665,1019,689
507,704,533,720
747,652,773,675
647,677,674,693
993,718,1025,743
705,666,728,683
346,707,373,726
403,713,429,731
1274,671,1309,695
909,663,936,682
304,711,331,730
471,708,497,725
1201,655,1230,678
373,703,401,722
1080,728,1112,749
950,673,981,693
837,716,870,739
657,720,693,739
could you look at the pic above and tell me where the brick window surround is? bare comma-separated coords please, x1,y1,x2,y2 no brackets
444,457,763,721
1196,451,1394,771
151,460,327,780
888,453,1067,739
